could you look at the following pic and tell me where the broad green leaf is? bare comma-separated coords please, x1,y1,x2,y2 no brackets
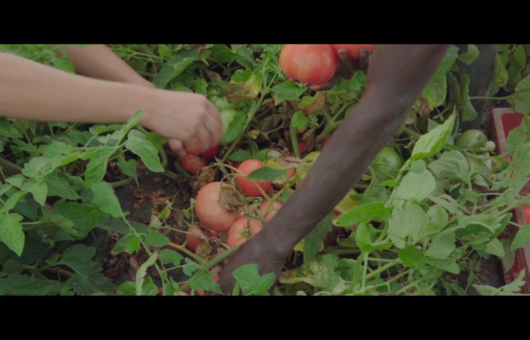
420,45,459,110
514,45,526,67
145,132,167,149
118,156,138,185
125,130,164,172
426,205,449,232
394,169,436,204
334,202,392,227
228,150,252,162
411,111,456,160
492,53,508,88
272,81,306,105
21,157,48,178
0,118,23,138
485,238,505,258
0,213,25,256
399,245,426,269
3,259,22,274
388,204,426,248
125,236,141,254
154,50,199,89
210,44,237,64
21,180,47,206
84,147,114,187
425,258,460,274
0,274,57,295
246,159,291,184
224,111,246,143
428,150,469,182
506,116,530,153
425,229,456,259
494,143,530,192
112,234,135,255
189,270,223,295
44,175,80,200
136,253,158,295
54,202,109,238
159,249,183,267
145,230,169,248
303,212,333,262
511,226,530,251
279,254,344,293
511,74,530,114
291,111,308,129
90,182,123,218
457,44,479,65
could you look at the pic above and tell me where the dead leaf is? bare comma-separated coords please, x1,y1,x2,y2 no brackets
194,166,215,191
205,69,223,82
299,92,327,115
218,183,245,212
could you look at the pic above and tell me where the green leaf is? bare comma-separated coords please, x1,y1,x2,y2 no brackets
492,53,508,88
279,254,344,293
112,234,135,255
224,111,246,143
0,118,23,138
428,150,470,182
22,180,47,206
210,44,237,64
236,46,256,70
394,169,436,205
303,212,333,262
388,204,426,249
1,190,27,213
44,175,80,200
506,116,530,153
0,274,57,295
246,159,290,183
457,44,479,65
145,230,169,248
425,258,460,274
136,253,158,295
272,81,306,105
3,259,22,274
485,238,505,257
334,202,392,227
514,45,526,67
460,74,477,121
118,281,136,296
0,213,25,256
511,73,530,114
118,156,138,185
54,202,109,238
84,147,114,187
154,50,200,89
291,111,308,129
411,110,456,160
90,182,123,218
511,226,530,251
425,229,456,259
228,150,252,162
159,249,183,266
145,132,167,149
399,245,426,269
125,130,164,172
21,157,48,178
189,270,223,294
420,45,459,110
125,236,141,254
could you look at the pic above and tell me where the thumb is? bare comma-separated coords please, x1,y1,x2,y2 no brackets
169,139,186,157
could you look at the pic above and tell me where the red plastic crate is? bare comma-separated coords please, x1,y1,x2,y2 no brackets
489,107,530,293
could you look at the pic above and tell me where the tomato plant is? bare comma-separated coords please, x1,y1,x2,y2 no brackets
226,217,263,248
220,109,237,145
180,154,207,175
195,182,240,232
279,44,337,84
236,160,272,197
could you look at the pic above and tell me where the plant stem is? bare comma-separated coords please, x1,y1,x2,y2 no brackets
290,124,301,158
365,261,399,280
0,157,22,175
167,242,204,264
111,177,133,189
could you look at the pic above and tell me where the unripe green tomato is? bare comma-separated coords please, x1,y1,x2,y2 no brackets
455,129,488,149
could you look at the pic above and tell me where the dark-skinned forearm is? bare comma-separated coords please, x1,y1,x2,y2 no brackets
264,45,452,254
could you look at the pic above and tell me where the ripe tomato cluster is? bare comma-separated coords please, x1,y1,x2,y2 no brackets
279,44,375,85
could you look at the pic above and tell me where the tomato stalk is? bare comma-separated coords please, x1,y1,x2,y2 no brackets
110,176,134,189
290,124,301,159
167,241,205,264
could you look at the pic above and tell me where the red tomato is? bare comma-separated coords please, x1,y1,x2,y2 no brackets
180,154,207,175
184,137,202,156
298,140,308,154
258,200,283,223
197,277,219,296
272,168,297,190
202,145,219,158
195,182,240,232
279,45,338,85
227,217,263,248
322,137,330,148
524,205,530,224
236,160,272,197
330,44,375,60
185,226,219,253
